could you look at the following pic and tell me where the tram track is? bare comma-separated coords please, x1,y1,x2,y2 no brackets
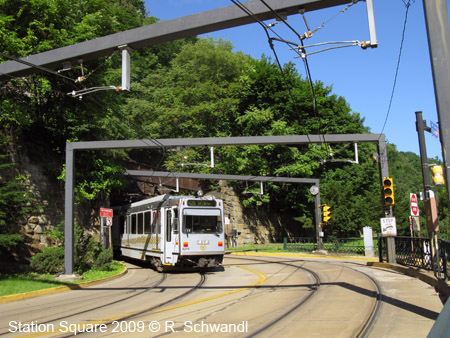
306,259,383,338
0,267,167,337
226,255,322,337
343,265,383,338
226,255,383,338
55,272,208,337
3,255,436,338
2,267,207,338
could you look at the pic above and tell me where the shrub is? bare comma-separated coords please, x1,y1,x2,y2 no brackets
93,247,113,271
30,246,64,274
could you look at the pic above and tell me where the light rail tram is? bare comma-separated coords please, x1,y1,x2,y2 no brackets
112,193,225,271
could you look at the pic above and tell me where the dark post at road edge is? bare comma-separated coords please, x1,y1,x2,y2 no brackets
415,111,441,277
423,0,450,221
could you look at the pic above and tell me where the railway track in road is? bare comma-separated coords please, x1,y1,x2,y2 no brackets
224,255,383,338
2,256,441,337
1,271,169,334
1,264,208,338
225,256,322,337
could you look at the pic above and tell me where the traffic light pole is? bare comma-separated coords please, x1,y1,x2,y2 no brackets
416,111,441,277
416,111,432,197
315,192,324,252
423,0,450,223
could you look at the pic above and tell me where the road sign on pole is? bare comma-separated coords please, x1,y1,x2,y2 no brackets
100,208,113,218
410,193,419,216
381,217,397,237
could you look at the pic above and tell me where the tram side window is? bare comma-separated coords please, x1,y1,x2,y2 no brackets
144,211,151,234
151,211,156,234
166,210,171,242
137,213,144,234
131,214,137,234
155,211,161,234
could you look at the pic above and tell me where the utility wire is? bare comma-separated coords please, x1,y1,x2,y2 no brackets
0,51,167,164
0,52,75,82
378,0,411,138
232,0,328,162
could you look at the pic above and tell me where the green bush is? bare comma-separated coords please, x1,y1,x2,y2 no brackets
93,247,113,271
30,246,64,274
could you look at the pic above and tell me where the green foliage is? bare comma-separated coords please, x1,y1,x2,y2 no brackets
31,224,113,274
0,234,25,252
3,0,448,243
30,246,64,274
93,247,114,271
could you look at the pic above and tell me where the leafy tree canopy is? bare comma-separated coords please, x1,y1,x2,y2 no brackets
1,0,447,240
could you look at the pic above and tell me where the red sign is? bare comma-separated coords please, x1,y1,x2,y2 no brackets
100,208,113,218
410,193,419,216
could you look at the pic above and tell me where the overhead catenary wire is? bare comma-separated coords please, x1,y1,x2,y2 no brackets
229,0,326,155
0,50,167,165
0,51,75,82
378,0,412,139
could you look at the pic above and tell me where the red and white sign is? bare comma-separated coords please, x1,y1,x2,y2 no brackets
381,217,397,237
100,208,113,218
410,193,419,216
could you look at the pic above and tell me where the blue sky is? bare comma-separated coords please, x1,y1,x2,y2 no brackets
144,0,444,160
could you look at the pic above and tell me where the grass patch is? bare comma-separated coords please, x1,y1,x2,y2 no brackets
0,261,124,297
227,243,286,253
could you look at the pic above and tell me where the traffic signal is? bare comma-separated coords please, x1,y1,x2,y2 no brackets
383,177,395,206
431,165,445,185
322,204,331,224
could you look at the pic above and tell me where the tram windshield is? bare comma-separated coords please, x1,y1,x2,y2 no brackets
182,209,222,234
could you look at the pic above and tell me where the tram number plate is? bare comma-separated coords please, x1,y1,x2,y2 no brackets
200,245,206,251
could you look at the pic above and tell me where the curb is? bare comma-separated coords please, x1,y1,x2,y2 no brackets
0,262,128,304
227,252,450,298
227,251,379,262
367,262,450,298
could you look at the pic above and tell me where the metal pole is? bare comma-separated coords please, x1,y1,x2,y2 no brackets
64,146,74,275
377,135,395,263
422,0,450,219
416,111,432,198
416,110,441,277
315,190,323,251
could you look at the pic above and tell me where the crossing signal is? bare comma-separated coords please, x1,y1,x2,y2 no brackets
383,177,395,206
431,165,445,185
322,204,331,224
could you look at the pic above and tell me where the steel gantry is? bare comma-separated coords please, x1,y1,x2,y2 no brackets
64,134,389,275
0,0,376,79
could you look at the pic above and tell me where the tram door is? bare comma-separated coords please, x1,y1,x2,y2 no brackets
163,208,179,265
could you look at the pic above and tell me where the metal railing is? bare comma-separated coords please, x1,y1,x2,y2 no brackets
379,235,450,280
283,237,375,256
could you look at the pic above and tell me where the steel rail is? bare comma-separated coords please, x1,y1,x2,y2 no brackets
225,255,321,337
56,273,208,338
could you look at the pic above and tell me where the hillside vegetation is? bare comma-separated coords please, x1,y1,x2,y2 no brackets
1,0,448,259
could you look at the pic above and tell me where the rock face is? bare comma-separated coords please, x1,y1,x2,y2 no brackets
209,181,297,247
6,150,299,262
2,150,65,264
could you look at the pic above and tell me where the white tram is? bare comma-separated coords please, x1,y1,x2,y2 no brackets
112,194,225,271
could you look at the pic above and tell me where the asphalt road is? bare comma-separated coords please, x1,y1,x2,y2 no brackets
0,254,444,337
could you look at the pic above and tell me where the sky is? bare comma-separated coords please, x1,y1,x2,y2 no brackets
143,0,444,160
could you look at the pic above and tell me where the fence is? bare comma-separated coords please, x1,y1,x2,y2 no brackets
285,236,450,280
283,237,376,256
379,235,450,280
